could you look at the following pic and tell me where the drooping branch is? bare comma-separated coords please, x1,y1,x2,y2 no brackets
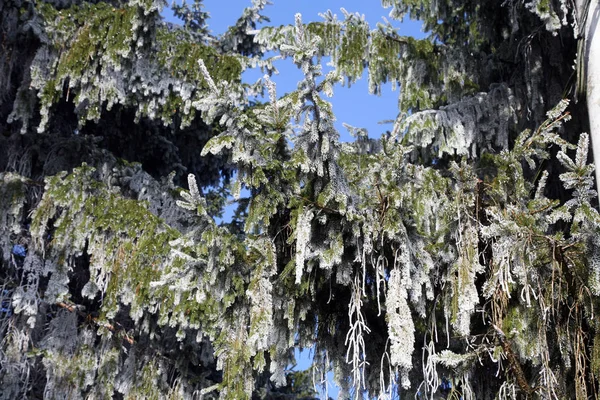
492,324,535,396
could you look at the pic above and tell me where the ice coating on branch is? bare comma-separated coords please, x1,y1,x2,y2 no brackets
400,84,516,158
386,268,415,388
525,0,566,33
295,207,314,284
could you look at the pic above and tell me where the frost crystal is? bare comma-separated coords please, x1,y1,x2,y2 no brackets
295,207,314,284
386,268,415,388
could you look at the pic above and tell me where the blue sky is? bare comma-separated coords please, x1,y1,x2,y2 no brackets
163,2,425,398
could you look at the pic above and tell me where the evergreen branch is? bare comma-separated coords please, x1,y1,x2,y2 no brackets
384,34,441,54
529,201,555,215
491,324,535,396
383,34,410,45
294,194,341,215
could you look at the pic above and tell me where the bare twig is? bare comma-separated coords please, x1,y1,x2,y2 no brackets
56,302,134,345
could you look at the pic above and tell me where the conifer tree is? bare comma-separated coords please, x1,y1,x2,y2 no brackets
1,0,599,399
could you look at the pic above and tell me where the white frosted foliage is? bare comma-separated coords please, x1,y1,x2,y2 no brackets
295,207,314,284
526,0,563,32
2,0,600,398
385,268,415,388
401,84,515,157
246,239,276,354
453,224,482,337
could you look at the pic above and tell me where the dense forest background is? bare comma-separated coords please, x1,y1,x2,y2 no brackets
1,0,600,399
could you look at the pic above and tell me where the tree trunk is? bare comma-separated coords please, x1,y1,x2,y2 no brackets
580,0,600,191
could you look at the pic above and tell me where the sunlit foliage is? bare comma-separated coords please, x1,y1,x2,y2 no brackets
1,0,598,399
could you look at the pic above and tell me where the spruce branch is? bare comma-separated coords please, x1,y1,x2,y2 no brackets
491,324,535,396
